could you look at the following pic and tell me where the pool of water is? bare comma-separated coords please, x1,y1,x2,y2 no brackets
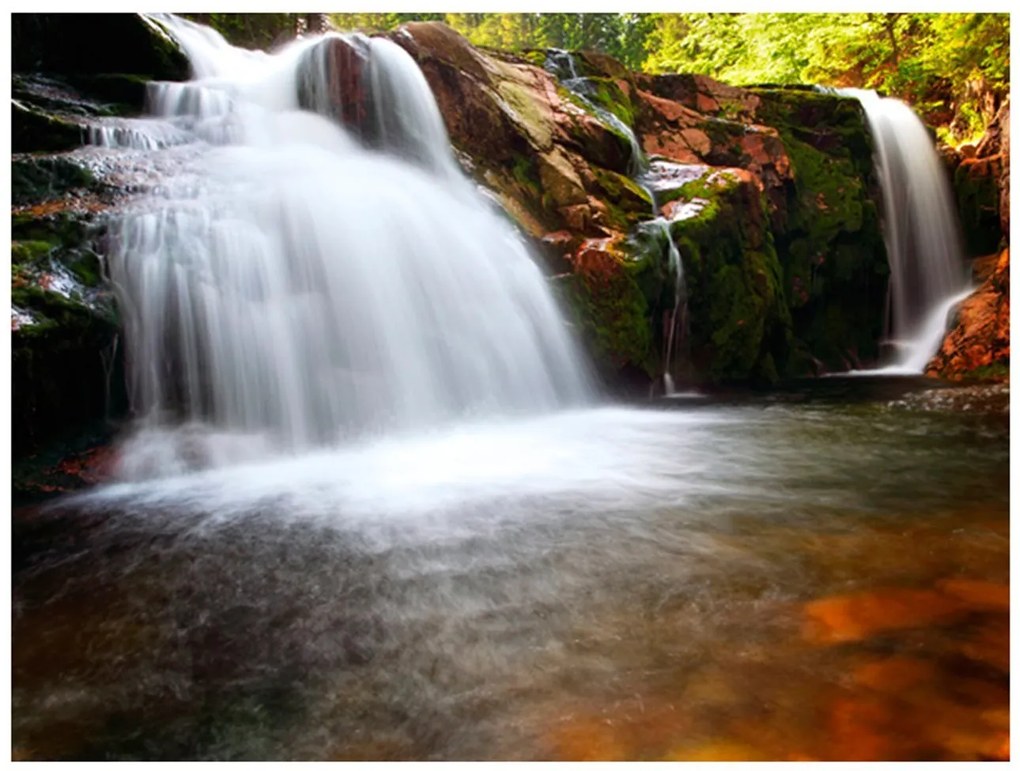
12,379,1009,760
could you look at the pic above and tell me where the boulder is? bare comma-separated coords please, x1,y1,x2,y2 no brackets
925,248,1009,381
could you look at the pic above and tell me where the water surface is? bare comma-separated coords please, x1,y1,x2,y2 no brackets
12,380,1009,760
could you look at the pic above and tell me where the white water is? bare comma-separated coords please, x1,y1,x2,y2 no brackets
104,16,591,475
844,89,971,373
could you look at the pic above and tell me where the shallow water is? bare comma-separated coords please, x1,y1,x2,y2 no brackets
12,380,1009,760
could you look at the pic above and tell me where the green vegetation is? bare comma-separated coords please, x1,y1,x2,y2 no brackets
643,13,1009,144
323,13,1009,143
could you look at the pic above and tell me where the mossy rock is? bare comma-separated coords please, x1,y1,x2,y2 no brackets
12,101,83,153
64,73,153,114
12,13,189,81
12,156,98,206
11,211,121,458
666,171,792,385
588,165,653,230
575,76,637,128
555,236,662,380
749,87,888,373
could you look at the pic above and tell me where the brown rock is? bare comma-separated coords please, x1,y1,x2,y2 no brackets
936,577,1009,611
926,248,1009,380
802,588,967,645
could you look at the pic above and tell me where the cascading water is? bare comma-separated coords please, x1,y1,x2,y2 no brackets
102,16,591,475
842,89,972,372
545,50,688,394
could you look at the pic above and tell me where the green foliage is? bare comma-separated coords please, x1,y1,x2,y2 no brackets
197,12,1007,139
182,14,303,49
643,13,1009,141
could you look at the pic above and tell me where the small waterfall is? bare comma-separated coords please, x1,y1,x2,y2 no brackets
843,89,971,372
546,50,688,393
105,16,592,475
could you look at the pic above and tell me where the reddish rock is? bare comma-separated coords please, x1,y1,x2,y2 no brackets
926,248,1009,380
298,36,370,135
802,587,967,645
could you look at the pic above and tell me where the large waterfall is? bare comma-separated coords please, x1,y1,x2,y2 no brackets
102,16,591,473
846,89,971,372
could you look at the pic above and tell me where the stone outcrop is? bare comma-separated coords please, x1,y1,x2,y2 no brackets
10,14,186,463
929,98,1009,381
951,96,1010,257
926,249,1009,381
390,26,886,384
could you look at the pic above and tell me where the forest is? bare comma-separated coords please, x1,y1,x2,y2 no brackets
187,12,1010,142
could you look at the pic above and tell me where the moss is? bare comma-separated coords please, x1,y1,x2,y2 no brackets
665,171,792,384
580,76,636,128
12,101,83,153
963,361,1010,382
589,165,652,229
12,156,97,206
750,87,888,373
560,259,655,377
510,153,541,196
12,240,55,265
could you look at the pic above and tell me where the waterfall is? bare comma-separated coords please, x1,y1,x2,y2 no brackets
104,16,592,475
545,50,688,394
843,89,971,372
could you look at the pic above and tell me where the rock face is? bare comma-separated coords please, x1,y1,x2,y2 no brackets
391,26,887,385
929,98,1009,381
11,14,187,464
952,96,1010,257
926,249,1010,381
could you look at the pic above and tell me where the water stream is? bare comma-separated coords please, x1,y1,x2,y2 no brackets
841,89,972,372
546,50,689,393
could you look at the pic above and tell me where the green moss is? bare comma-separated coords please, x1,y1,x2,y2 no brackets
12,240,55,265
560,262,655,376
12,156,97,206
963,361,1010,382
749,87,888,373
12,101,83,153
589,165,652,230
583,76,636,127
663,171,792,383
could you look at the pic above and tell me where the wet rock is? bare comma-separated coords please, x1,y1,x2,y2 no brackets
926,248,1009,381
297,35,371,138
12,14,189,81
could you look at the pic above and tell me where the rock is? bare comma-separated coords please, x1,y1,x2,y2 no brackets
11,14,189,81
925,248,1009,381
750,88,888,374
297,35,371,138
802,588,967,645
954,96,1009,254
